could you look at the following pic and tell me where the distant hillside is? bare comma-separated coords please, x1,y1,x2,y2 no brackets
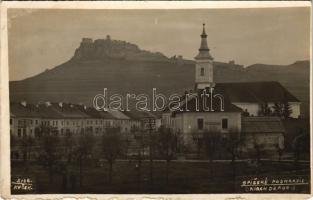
9,38,310,117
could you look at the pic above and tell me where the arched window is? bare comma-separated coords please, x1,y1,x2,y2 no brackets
200,67,205,76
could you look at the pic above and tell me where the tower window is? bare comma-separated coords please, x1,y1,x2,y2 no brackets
200,68,205,76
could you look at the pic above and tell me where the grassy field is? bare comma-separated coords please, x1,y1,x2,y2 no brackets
11,160,310,194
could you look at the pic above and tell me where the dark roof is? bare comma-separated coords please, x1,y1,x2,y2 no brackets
82,107,116,119
48,103,90,119
242,117,285,134
165,81,298,113
123,111,159,120
10,102,115,119
214,81,299,103
173,88,243,114
10,102,42,118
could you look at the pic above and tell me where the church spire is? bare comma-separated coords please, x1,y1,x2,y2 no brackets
194,24,215,90
195,23,213,60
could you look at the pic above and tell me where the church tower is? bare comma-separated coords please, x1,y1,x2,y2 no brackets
195,24,214,90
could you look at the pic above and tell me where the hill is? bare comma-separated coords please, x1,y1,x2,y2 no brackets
9,38,310,117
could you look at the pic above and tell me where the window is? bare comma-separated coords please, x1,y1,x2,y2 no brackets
22,129,26,137
35,120,38,125
197,118,204,130
222,118,228,130
200,68,205,76
10,118,12,125
30,120,33,125
17,129,21,138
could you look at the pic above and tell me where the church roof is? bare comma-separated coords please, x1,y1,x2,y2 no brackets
214,81,300,103
165,81,299,114
171,88,243,114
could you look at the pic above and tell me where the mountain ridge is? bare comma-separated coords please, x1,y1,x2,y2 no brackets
9,38,310,117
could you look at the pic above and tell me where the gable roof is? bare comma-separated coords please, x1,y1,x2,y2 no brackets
108,110,130,120
214,81,299,103
122,111,159,120
10,102,115,119
48,103,90,119
10,102,42,118
172,88,243,114
81,106,117,119
242,116,285,134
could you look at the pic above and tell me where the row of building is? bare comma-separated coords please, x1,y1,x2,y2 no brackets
10,101,161,139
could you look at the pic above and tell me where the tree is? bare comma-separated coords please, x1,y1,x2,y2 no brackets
101,128,123,183
282,101,292,119
64,132,75,164
192,131,203,159
272,102,283,117
157,127,177,187
38,134,60,183
242,109,250,117
202,129,220,179
252,136,264,174
75,133,95,187
293,128,310,168
20,135,35,163
259,102,272,116
132,128,150,191
222,130,242,192
275,143,283,161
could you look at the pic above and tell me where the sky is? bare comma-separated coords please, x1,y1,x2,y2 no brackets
8,7,310,81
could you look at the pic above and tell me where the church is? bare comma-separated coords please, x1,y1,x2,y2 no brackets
162,24,300,152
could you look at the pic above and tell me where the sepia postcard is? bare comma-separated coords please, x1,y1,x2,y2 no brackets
0,1,312,200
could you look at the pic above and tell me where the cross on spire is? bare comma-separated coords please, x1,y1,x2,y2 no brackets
195,23,213,60
201,23,207,37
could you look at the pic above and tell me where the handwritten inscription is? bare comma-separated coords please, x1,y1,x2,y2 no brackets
11,177,34,193
238,176,309,192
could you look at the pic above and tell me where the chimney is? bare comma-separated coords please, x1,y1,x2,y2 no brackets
229,60,235,65
45,101,51,107
20,100,27,107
